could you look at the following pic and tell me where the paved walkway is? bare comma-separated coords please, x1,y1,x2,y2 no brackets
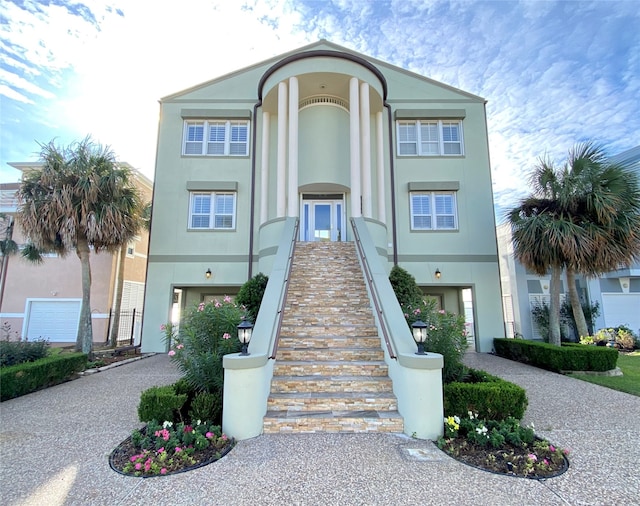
1,353,638,505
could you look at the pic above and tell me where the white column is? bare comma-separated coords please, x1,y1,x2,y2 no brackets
287,76,299,217
360,82,372,218
349,77,361,218
260,111,270,224
276,82,288,217
376,111,386,223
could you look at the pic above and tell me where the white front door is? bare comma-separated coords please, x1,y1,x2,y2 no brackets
301,197,345,242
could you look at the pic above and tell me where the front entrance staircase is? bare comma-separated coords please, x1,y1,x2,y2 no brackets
263,241,403,433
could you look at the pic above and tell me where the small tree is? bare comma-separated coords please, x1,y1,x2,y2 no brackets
17,137,143,356
236,272,268,321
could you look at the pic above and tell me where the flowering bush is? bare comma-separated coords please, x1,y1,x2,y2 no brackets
402,298,468,383
162,298,244,423
581,327,637,350
121,420,233,477
439,412,569,478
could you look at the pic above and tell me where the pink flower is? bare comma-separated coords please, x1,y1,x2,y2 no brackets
413,309,421,315
214,301,221,308
135,462,142,470
222,333,231,340
549,445,556,452
176,344,184,349
527,453,537,462
184,425,193,433
158,447,165,453
168,350,176,357
543,459,549,465
404,313,409,318
198,302,205,312
160,324,166,331
130,455,138,462
175,447,182,452
160,468,167,475
224,295,232,303
205,432,213,439
221,434,228,441
438,309,446,314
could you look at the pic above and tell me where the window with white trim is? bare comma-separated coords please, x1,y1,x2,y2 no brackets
188,192,236,229
183,120,249,156
410,192,458,230
397,120,463,156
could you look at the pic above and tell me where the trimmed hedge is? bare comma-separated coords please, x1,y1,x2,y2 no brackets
0,352,87,401
138,384,188,423
444,368,528,420
494,338,618,373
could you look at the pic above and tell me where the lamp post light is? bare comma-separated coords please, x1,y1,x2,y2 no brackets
411,320,428,355
237,319,254,356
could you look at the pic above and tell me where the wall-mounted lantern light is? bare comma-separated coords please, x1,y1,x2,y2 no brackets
435,268,441,279
237,319,254,356
205,268,212,279
411,320,428,355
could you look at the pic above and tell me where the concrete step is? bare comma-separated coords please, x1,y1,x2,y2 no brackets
277,335,381,349
267,392,398,412
275,347,385,362
273,360,389,377
281,314,375,326
263,410,404,434
279,323,379,337
270,375,393,394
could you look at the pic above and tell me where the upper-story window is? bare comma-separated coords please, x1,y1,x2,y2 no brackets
183,120,249,156
410,191,458,230
397,120,463,156
189,192,236,230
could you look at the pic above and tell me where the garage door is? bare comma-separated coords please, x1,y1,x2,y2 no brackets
601,294,640,333
24,299,81,342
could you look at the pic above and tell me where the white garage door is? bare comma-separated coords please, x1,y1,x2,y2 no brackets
601,294,640,334
24,299,81,342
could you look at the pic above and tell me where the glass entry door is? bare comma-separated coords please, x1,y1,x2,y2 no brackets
301,196,345,242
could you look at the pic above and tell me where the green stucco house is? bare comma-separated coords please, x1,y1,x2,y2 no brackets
142,40,505,439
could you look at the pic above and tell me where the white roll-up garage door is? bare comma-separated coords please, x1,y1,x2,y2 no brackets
24,299,81,342
601,294,640,333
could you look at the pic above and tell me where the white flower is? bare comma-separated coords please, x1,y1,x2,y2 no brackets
162,421,173,429
475,426,488,436
196,419,202,426
453,415,461,424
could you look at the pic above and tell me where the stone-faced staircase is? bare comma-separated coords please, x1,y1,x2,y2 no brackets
263,241,403,434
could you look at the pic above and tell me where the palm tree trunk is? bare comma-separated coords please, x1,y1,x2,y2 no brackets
566,267,589,339
548,265,562,346
108,244,127,348
76,238,94,357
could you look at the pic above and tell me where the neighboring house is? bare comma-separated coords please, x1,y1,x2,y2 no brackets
0,164,152,345
142,40,505,353
497,145,640,340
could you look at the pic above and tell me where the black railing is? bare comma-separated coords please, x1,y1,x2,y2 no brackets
351,219,396,359
269,219,299,360
107,308,143,346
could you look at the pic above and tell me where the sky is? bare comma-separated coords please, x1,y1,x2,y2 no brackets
1,0,638,220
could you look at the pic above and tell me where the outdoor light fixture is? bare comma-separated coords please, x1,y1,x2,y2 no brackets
435,268,441,279
237,319,254,356
205,268,212,279
411,320,428,355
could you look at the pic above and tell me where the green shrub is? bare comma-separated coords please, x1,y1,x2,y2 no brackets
163,298,243,395
138,385,188,423
494,338,618,372
444,368,528,420
389,266,424,308
236,272,268,321
188,391,221,423
0,352,87,401
0,338,50,367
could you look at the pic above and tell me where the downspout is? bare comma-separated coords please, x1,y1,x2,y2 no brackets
385,104,398,265
248,99,262,280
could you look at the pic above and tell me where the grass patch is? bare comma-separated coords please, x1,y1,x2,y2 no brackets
569,352,640,396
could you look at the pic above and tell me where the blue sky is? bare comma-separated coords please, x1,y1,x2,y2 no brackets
1,0,638,220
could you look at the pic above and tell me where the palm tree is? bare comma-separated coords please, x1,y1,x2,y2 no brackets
508,143,640,344
17,137,143,356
